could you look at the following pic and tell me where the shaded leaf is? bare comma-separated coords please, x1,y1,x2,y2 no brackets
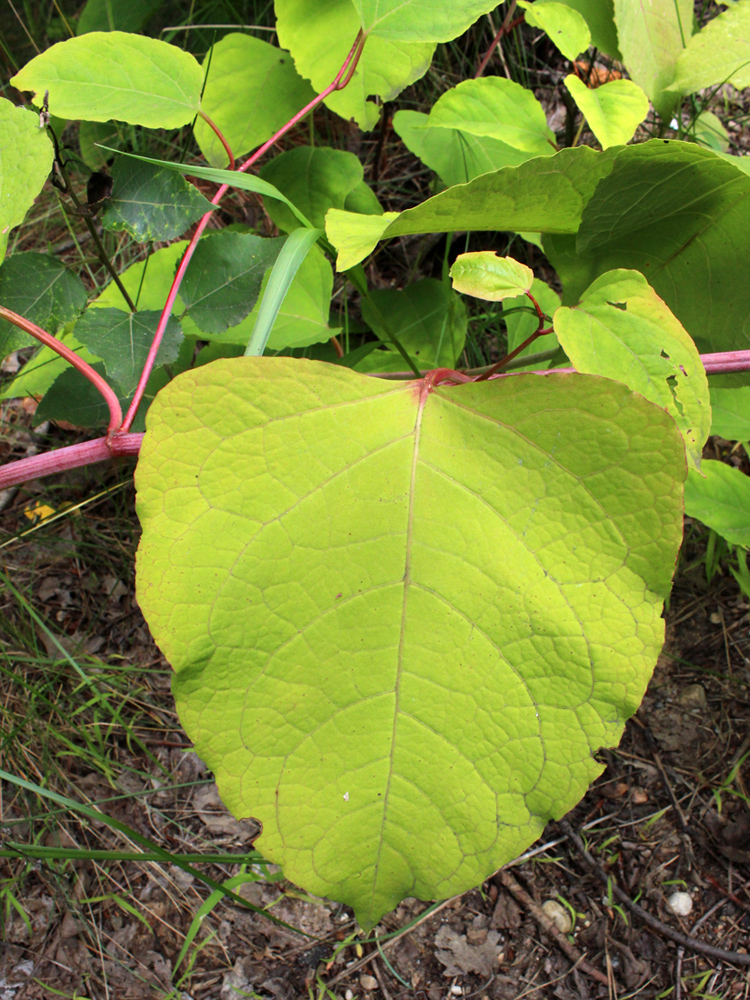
685,460,750,546
556,0,620,57
518,1,591,61
0,328,99,401
709,386,750,440
564,75,648,148
0,99,53,265
11,32,203,129
356,279,467,372
180,231,285,335
74,307,184,394
450,253,533,301
353,0,503,39
78,120,126,171
0,253,87,356
553,269,709,469
101,157,211,243
135,358,686,930
193,34,315,167
669,0,750,95
77,0,163,33
260,147,381,232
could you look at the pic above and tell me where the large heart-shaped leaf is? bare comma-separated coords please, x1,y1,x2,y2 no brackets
11,32,203,129
0,99,53,264
135,358,686,929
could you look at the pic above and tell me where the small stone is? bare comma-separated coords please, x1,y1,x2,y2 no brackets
677,684,707,710
360,973,378,991
541,899,572,934
450,987,464,996
345,991,354,1000
667,891,693,916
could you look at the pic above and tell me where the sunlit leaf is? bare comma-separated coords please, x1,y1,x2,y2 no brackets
450,252,533,302
685,460,750,546
0,99,53,265
564,75,648,148
518,1,591,61
669,0,750,95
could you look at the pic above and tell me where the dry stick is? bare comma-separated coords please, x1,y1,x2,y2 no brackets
558,818,750,967
120,28,366,433
497,869,611,988
475,2,523,78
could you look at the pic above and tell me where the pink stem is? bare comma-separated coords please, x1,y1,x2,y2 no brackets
196,111,236,170
119,29,366,433
0,306,122,433
0,434,143,492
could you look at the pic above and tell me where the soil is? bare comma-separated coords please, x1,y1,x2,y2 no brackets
1,419,749,1000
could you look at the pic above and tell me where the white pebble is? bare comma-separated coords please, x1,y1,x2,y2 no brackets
359,973,378,991
451,987,464,996
667,891,693,916
345,991,354,1000
542,899,572,934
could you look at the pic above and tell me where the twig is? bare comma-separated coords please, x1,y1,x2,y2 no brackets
559,817,750,967
497,869,611,987
475,3,523,78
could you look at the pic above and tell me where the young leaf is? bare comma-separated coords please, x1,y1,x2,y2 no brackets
11,33,203,129
180,231,285,335
544,140,750,356
193,34,315,167
517,1,591,61
101,157,212,244
76,0,163,33
135,358,686,930
669,1,750,96
356,279,467,372
709,386,750,440
276,0,436,130
564,75,648,148
612,0,693,118
73,307,184,395
327,145,618,270
0,99,53,264
553,269,709,469
0,254,87,357
684,460,750,547
450,252,533,302
260,147,381,232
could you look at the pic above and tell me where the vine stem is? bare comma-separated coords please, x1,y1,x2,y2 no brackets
119,27,366,432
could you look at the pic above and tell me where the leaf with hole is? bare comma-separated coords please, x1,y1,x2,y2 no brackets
101,157,212,243
11,32,203,129
135,357,686,930
193,34,315,167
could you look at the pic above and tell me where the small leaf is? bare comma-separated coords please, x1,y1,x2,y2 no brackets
0,253,87,356
518,1,591,61
450,252,533,302
356,279,467,372
77,0,163,33
193,34,315,167
180,231,285,335
74,307,184,394
135,358,686,929
684,460,750,546
553,268,709,469
260,147,381,232
669,0,750,95
709,386,750,440
691,111,729,154
11,32,203,129
100,157,212,243
564,75,648,148
0,99,53,265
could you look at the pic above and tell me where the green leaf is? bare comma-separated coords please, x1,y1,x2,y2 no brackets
0,99,53,265
564,75,648,148
356,279,467,372
691,111,729,154
504,278,561,369
73,307,184,394
260,147,381,232
193,33,315,167
11,32,203,129
685,460,750,546
709,387,750,440
553,269,709,470
612,0,692,117
327,145,618,270
78,120,127,171
450,252,533,302
135,358,686,929
544,140,750,355
100,157,212,243
93,241,186,313
669,0,750,95
77,0,163,33
245,228,324,357
518,1,591,61
0,253,87,356
555,0,621,57
276,0,435,130
180,231,285,335
353,0,502,39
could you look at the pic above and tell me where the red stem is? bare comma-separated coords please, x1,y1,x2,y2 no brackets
476,290,550,381
119,28,366,433
475,5,524,78
196,110,236,170
0,306,122,434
